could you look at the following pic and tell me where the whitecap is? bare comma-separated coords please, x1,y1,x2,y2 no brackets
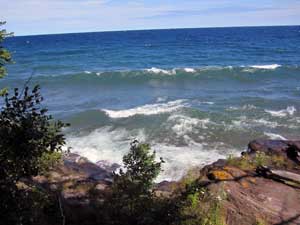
84,71,92,74
250,64,281,70
265,106,296,118
103,99,188,118
145,67,176,75
183,68,196,73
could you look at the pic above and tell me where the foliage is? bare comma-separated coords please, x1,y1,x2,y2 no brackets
226,154,254,170
0,85,67,182
107,141,164,225
201,200,226,225
0,85,68,225
253,152,268,167
176,179,227,225
37,151,63,175
0,21,13,95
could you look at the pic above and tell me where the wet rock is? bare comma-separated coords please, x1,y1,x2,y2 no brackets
96,160,120,173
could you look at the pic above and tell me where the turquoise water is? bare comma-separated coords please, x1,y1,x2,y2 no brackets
2,26,300,180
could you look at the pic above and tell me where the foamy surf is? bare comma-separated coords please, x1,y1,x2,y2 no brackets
66,126,234,182
103,100,188,118
167,114,212,136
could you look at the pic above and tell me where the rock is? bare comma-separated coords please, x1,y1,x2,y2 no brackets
220,176,300,225
257,166,300,186
271,170,300,184
63,153,113,181
248,139,289,154
248,140,300,162
223,166,247,178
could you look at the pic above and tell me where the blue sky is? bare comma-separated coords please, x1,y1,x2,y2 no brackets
1,0,300,36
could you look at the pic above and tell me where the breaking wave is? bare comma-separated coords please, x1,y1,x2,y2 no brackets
102,100,188,118
66,126,232,181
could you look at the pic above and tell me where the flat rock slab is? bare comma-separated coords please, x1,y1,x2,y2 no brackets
209,176,300,225
271,169,300,184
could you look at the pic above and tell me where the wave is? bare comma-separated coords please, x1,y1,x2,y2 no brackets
265,106,296,118
6,64,299,87
102,100,188,118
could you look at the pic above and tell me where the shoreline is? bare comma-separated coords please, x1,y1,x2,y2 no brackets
25,138,300,225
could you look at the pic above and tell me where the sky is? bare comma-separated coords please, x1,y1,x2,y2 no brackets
1,0,300,36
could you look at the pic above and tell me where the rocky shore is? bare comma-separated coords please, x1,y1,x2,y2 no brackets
28,139,300,225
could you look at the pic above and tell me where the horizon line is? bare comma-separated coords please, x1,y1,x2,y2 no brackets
12,24,300,38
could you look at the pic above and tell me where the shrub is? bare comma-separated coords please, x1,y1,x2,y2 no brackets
37,151,63,175
0,85,67,182
0,85,68,225
0,21,13,95
107,141,164,225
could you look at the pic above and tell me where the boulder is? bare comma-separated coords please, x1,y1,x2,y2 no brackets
248,139,300,162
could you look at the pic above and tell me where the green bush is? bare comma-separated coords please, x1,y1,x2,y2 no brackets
37,151,63,175
107,141,164,225
0,21,13,95
0,85,68,225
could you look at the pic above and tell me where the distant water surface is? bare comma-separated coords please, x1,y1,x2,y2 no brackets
3,26,300,180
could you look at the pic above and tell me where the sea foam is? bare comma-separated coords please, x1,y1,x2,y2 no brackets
66,126,232,182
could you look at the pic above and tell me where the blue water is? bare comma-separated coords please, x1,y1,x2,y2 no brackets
2,26,300,180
